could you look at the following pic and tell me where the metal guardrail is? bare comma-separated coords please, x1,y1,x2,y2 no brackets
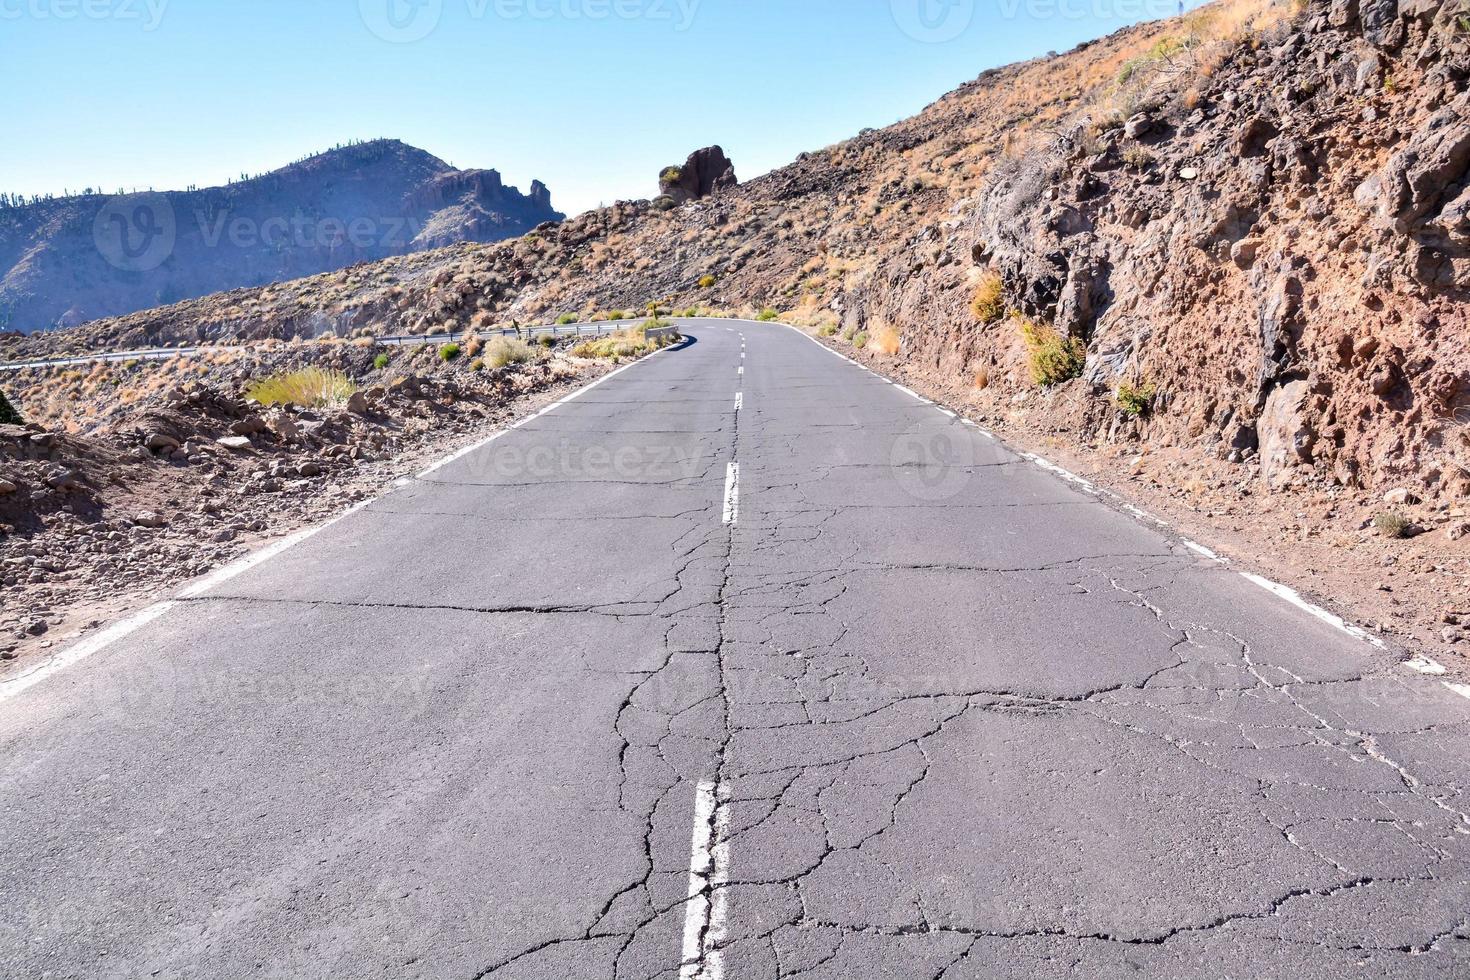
0,318,668,374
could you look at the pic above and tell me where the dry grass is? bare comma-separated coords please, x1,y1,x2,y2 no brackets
870,322,901,356
246,367,358,409
971,274,1004,323
482,336,536,369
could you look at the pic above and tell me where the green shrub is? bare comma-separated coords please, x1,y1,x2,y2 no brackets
538,333,557,348
373,352,391,370
818,323,839,337
1115,379,1157,417
608,311,626,321
1016,315,1086,387
556,313,578,325
440,343,462,362
757,308,779,322
660,166,684,184
246,368,358,409
483,337,536,369
0,388,21,425
841,327,857,342
853,331,869,349
698,274,717,289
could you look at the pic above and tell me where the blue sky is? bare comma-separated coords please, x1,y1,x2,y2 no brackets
3,0,1187,216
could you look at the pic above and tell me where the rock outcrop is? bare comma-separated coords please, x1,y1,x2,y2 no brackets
658,146,738,205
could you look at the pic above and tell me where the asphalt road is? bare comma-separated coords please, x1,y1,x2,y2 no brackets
3,318,1470,979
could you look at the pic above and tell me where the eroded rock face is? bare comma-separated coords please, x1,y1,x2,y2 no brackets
658,146,738,205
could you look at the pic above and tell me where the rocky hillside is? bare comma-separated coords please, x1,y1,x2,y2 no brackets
0,139,562,333
6,0,1468,506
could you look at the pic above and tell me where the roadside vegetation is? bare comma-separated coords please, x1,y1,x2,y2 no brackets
245,367,358,409
1115,379,1157,417
571,321,679,361
1017,314,1086,387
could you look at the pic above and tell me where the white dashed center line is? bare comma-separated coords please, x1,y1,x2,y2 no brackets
722,463,740,525
679,779,730,980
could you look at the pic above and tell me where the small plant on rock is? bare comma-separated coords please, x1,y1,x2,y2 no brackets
1016,314,1086,387
1115,378,1157,417
698,274,717,288
971,273,1004,323
373,352,391,371
440,342,462,362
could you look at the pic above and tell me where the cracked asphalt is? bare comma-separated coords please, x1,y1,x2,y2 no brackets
3,319,1470,979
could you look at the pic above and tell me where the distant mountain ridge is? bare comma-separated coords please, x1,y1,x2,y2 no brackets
0,139,563,333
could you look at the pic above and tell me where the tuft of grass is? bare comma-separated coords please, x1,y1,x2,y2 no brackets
1122,146,1154,170
538,333,557,348
757,308,779,322
973,366,991,390
971,273,1004,323
1115,379,1157,417
853,331,869,349
818,323,839,337
483,337,536,369
870,323,901,355
440,342,462,362
608,310,627,321
373,352,391,370
1016,314,1086,387
1374,513,1413,539
0,387,22,425
246,368,358,409
556,313,578,325
469,358,485,372
698,274,717,289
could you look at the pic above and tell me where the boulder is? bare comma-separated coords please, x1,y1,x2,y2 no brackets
216,436,253,451
1383,487,1420,505
658,146,738,205
146,432,181,451
346,391,370,415
1258,379,1315,485
1124,114,1153,139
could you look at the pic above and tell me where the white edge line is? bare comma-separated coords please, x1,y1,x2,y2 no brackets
1181,539,1227,563
1404,655,1447,677
0,602,177,704
735,319,1409,663
1240,573,1386,648
1445,682,1470,701
2,344,677,703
